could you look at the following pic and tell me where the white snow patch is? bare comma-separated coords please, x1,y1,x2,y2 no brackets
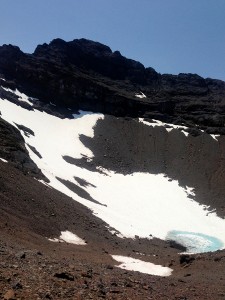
135,92,146,99
108,228,124,239
211,134,220,141
48,230,86,245
185,186,195,197
139,119,220,141
72,110,95,119
1,96,225,253
0,100,103,164
139,118,189,136
112,255,172,276
0,78,6,81
36,179,52,188
0,158,8,163
1,86,33,106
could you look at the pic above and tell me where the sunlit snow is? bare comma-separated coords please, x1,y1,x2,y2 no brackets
139,118,189,136
112,255,172,276
1,91,225,253
211,134,220,141
0,158,8,163
49,230,86,245
135,92,146,99
139,118,221,141
1,86,33,106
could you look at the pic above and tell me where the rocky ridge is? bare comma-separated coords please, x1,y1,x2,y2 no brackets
0,38,225,133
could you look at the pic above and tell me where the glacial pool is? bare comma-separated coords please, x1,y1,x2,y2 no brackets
166,230,224,253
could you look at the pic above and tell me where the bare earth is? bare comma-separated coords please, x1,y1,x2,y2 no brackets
1,155,225,299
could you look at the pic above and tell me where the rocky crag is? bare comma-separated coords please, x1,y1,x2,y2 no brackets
0,38,225,133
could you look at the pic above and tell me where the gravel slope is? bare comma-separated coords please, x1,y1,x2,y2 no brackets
1,142,225,299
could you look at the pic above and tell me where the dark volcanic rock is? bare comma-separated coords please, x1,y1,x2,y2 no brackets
0,117,46,180
180,254,195,265
71,115,225,218
0,38,225,131
33,38,147,83
54,272,74,281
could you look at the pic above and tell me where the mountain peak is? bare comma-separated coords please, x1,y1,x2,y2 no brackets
34,38,113,57
0,38,225,131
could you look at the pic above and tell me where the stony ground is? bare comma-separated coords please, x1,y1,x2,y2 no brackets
1,160,225,299
1,97,225,299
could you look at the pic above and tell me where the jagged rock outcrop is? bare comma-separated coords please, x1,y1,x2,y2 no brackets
0,38,225,131
0,117,46,180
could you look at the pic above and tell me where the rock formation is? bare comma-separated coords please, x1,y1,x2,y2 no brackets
0,38,225,132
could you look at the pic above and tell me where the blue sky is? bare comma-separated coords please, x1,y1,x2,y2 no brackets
1,0,225,80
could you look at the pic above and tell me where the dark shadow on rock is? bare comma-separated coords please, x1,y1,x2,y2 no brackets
167,240,187,252
0,84,73,119
0,117,47,181
62,155,108,175
69,115,225,218
0,86,33,111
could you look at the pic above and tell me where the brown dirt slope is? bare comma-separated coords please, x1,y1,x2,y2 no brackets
0,153,225,299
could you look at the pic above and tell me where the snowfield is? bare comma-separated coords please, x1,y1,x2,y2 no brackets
135,92,146,99
139,118,189,136
0,158,8,163
112,255,173,276
49,230,86,245
1,89,225,254
1,86,33,106
139,117,220,141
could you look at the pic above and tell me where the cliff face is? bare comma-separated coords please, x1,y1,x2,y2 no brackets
0,38,225,131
